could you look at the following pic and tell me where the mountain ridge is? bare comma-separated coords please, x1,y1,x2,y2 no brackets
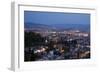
24,22,90,32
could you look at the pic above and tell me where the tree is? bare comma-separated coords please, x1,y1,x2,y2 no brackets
24,31,45,61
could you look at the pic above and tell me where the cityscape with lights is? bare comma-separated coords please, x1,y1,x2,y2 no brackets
24,11,90,61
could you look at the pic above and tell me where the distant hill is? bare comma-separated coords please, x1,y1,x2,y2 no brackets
25,22,53,31
24,22,90,32
52,24,90,32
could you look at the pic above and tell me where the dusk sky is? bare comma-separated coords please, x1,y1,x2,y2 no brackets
24,11,90,25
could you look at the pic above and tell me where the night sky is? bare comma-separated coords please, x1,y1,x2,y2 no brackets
24,11,90,25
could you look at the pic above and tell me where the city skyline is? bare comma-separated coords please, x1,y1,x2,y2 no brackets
24,11,90,61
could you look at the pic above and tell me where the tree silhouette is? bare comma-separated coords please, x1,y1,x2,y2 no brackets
24,31,45,61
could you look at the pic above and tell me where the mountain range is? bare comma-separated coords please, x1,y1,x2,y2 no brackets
24,22,90,32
